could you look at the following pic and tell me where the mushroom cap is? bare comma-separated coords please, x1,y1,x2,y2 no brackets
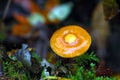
50,25,91,58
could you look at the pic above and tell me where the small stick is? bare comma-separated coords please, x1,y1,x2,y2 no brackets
2,0,11,20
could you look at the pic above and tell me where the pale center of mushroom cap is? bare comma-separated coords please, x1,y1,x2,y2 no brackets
65,33,77,44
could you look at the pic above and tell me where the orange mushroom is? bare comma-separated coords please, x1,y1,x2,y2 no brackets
50,25,91,58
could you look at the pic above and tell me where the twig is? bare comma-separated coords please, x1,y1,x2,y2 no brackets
2,0,11,20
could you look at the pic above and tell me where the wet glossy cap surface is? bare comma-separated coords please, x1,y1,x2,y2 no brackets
50,25,91,58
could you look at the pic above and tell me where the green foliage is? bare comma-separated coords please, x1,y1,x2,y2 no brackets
68,63,116,80
74,52,99,65
42,52,116,80
0,33,6,41
0,23,6,41
67,52,116,80
3,61,28,80
95,76,116,80
31,51,41,64
3,52,117,80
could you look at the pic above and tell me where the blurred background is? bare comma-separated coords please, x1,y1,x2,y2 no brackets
0,0,120,77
